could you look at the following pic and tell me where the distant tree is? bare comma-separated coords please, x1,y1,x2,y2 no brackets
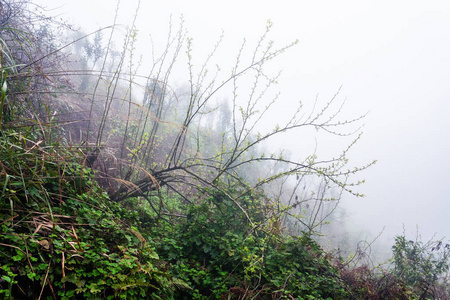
0,0,71,131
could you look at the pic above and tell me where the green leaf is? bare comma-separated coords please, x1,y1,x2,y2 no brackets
26,272,37,280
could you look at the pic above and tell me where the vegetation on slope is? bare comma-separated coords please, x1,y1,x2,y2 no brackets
0,1,449,299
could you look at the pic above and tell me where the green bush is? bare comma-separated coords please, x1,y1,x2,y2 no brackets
0,131,186,299
155,189,349,299
392,234,450,298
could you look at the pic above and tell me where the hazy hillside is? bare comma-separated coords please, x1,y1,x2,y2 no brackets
0,1,449,299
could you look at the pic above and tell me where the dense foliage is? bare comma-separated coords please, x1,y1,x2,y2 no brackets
0,131,182,299
1,1,449,299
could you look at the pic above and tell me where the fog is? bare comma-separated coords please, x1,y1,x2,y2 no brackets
36,0,450,258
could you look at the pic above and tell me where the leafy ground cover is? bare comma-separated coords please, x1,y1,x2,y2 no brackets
2,149,448,299
1,134,447,299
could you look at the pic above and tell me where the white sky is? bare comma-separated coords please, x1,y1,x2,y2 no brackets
36,0,450,249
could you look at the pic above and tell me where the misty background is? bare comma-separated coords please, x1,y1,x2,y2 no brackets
35,0,450,258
